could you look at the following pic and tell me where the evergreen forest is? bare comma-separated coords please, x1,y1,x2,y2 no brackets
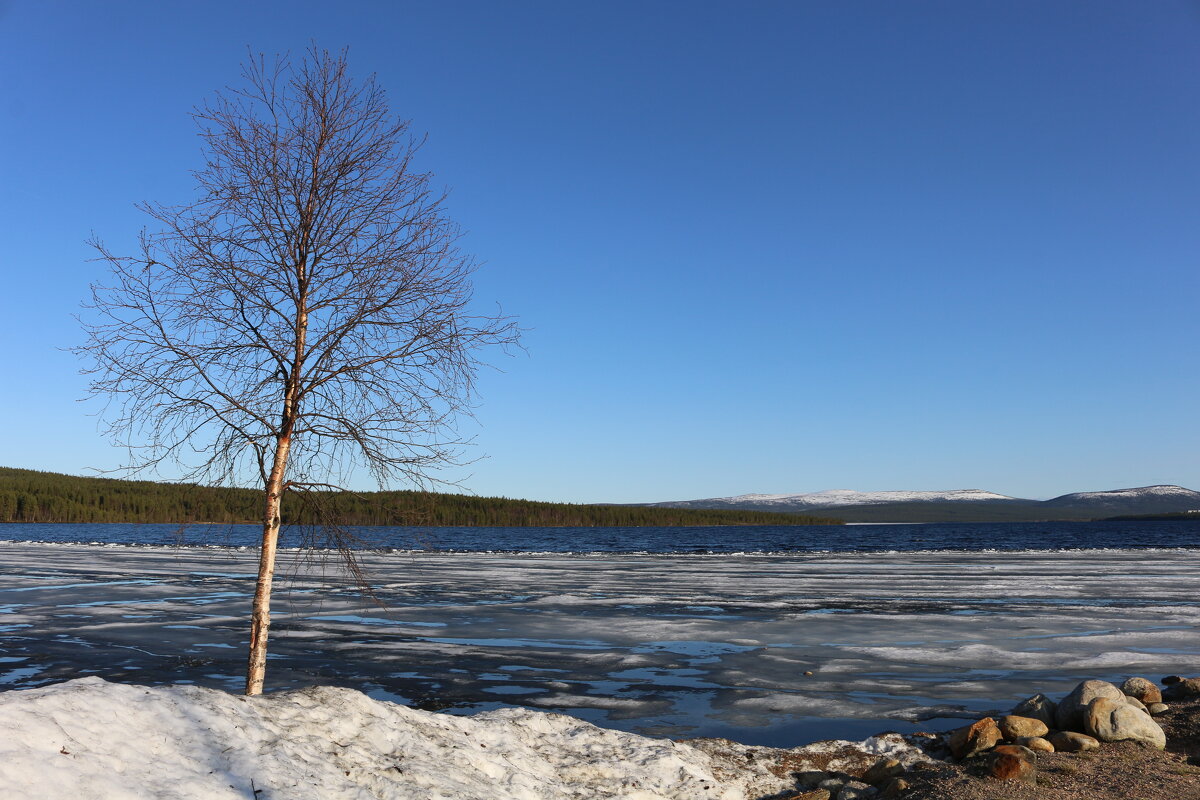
0,468,841,527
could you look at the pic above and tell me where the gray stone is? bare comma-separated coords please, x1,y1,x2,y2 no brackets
878,778,909,799
1148,702,1169,715
1084,696,1166,749
1124,695,1148,713
1055,679,1126,732
1011,693,1056,727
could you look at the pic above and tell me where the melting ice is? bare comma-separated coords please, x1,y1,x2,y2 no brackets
0,542,1197,746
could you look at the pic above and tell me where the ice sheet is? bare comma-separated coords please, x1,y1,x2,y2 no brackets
0,543,1197,746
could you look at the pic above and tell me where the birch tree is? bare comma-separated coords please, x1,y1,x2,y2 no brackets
77,47,519,695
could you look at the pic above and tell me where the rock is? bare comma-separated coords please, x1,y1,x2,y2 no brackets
1016,735,1054,753
999,714,1048,740
947,717,1002,761
1084,696,1167,749
1163,675,1184,685
1056,679,1126,732
984,748,1037,784
1124,695,1149,713
781,791,831,800
878,777,909,799
1047,730,1100,752
1121,676,1163,704
1163,677,1200,700
836,781,876,799
1148,702,1169,715
860,758,904,786
1011,693,1056,727
993,743,1035,757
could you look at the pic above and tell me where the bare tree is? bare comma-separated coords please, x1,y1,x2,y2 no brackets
77,47,520,695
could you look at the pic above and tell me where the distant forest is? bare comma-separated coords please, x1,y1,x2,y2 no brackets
0,468,841,527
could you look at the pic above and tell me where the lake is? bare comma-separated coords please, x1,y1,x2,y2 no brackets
0,520,1197,747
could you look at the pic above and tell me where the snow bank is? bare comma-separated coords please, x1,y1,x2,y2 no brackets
0,678,938,799
0,677,754,800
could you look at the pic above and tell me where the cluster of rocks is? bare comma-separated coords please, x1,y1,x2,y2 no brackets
933,675,1186,786
774,674,1198,799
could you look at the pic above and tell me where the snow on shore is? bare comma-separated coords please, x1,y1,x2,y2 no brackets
0,677,930,800
1,677,731,799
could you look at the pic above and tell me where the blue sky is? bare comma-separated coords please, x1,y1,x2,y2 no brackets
1,1,1197,503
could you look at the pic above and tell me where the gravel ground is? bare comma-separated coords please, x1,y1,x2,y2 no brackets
898,697,1200,800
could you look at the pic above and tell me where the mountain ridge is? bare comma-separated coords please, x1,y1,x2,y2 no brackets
645,484,1200,523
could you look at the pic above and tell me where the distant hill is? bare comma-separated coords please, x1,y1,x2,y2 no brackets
644,485,1200,523
0,467,840,527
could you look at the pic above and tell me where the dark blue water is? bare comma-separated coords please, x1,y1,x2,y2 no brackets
0,519,1196,552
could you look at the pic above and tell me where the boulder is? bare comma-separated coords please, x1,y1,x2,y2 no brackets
1148,702,1169,715
947,717,1002,761
878,778,909,799
999,714,1048,740
1162,675,1184,685
993,743,1036,758
1047,730,1100,752
1084,696,1166,749
1011,693,1056,727
860,758,904,786
1163,677,1200,700
1124,695,1148,713
1016,735,1054,753
1121,676,1162,705
984,745,1037,784
1056,680,1126,732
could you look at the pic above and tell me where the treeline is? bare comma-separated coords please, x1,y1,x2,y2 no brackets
0,467,841,527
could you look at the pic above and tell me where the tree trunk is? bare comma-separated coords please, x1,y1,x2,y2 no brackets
245,436,291,695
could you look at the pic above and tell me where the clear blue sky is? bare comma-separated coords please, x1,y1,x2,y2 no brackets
1,1,1197,503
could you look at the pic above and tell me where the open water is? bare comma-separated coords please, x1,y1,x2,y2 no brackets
1,518,1196,552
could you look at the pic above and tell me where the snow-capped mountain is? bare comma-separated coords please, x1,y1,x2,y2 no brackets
702,489,1016,509
1043,485,1200,510
647,485,1200,522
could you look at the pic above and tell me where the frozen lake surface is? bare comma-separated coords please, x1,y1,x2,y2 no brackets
1,539,1197,746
